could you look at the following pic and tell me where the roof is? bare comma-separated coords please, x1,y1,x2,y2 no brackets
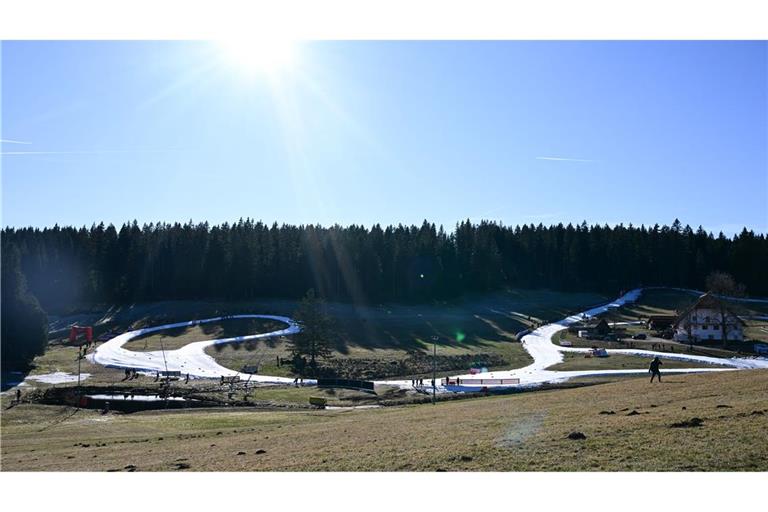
674,292,746,327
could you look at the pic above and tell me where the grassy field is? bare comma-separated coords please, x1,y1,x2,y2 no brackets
128,318,286,351
113,288,608,378
546,353,727,371
3,369,767,471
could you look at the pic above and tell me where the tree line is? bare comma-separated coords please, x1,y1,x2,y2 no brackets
2,218,766,314
2,243,48,369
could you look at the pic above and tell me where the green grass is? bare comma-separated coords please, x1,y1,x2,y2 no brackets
547,352,727,371
3,369,767,471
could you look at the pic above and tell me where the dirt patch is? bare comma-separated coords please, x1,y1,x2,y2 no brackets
670,417,704,428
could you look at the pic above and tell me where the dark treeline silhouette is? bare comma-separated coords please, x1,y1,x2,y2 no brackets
1,242,48,369
2,218,766,312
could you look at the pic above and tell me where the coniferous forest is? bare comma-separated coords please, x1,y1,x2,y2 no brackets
2,218,766,314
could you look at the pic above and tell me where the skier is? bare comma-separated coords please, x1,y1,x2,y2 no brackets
649,356,663,383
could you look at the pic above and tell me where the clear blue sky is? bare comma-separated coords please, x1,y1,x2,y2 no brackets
2,40,766,235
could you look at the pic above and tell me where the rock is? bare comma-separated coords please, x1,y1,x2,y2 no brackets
626,410,641,416
716,404,732,408
174,462,191,470
237,451,246,455
255,449,266,454
599,410,615,415
751,410,765,416
124,464,137,470
459,455,473,462
567,432,587,440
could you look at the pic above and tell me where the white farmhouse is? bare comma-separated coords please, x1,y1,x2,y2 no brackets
673,292,745,343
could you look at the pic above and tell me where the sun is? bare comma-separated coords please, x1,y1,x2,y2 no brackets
216,38,298,79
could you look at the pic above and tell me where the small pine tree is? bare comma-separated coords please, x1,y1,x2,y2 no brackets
288,289,334,376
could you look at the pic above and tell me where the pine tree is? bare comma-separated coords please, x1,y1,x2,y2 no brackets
288,289,335,375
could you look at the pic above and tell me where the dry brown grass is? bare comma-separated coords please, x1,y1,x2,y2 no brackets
547,353,726,371
3,369,767,472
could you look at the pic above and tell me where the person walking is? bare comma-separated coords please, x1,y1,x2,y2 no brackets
649,356,663,383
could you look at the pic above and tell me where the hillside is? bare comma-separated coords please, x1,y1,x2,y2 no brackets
3,369,767,471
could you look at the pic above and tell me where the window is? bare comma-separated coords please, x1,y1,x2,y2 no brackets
705,316,710,323
708,334,714,340
702,325,708,330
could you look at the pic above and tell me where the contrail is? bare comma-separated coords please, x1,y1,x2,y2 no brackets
0,139,32,145
2,149,178,156
536,156,594,163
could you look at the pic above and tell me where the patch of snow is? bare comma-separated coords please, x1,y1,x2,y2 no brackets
325,404,381,410
26,372,91,384
86,394,186,402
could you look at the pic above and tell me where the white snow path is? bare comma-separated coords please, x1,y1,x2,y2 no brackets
87,290,768,393
25,371,92,384
431,288,768,391
90,314,313,385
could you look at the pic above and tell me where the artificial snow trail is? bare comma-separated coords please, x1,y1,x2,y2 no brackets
89,289,768,392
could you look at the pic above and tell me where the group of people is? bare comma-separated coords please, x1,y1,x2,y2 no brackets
123,368,140,380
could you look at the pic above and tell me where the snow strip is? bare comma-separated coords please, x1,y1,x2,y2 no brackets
433,288,768,391
86,290,768,393
86,394,186,402
26,371,92,384
90,314,314,385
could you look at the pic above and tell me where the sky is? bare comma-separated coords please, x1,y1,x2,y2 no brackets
2,40,766,235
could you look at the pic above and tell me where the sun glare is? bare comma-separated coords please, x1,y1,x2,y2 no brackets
216,38,298,79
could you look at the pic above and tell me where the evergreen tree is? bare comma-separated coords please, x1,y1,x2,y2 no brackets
288,289,334,375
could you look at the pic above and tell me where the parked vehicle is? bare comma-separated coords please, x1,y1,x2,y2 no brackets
632,333,647,340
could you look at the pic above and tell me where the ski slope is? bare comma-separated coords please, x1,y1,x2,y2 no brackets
425,288,768,392
89,314,314,385
89,289,768,391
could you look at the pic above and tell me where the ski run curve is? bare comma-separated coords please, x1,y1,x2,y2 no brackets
90,289,768,392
